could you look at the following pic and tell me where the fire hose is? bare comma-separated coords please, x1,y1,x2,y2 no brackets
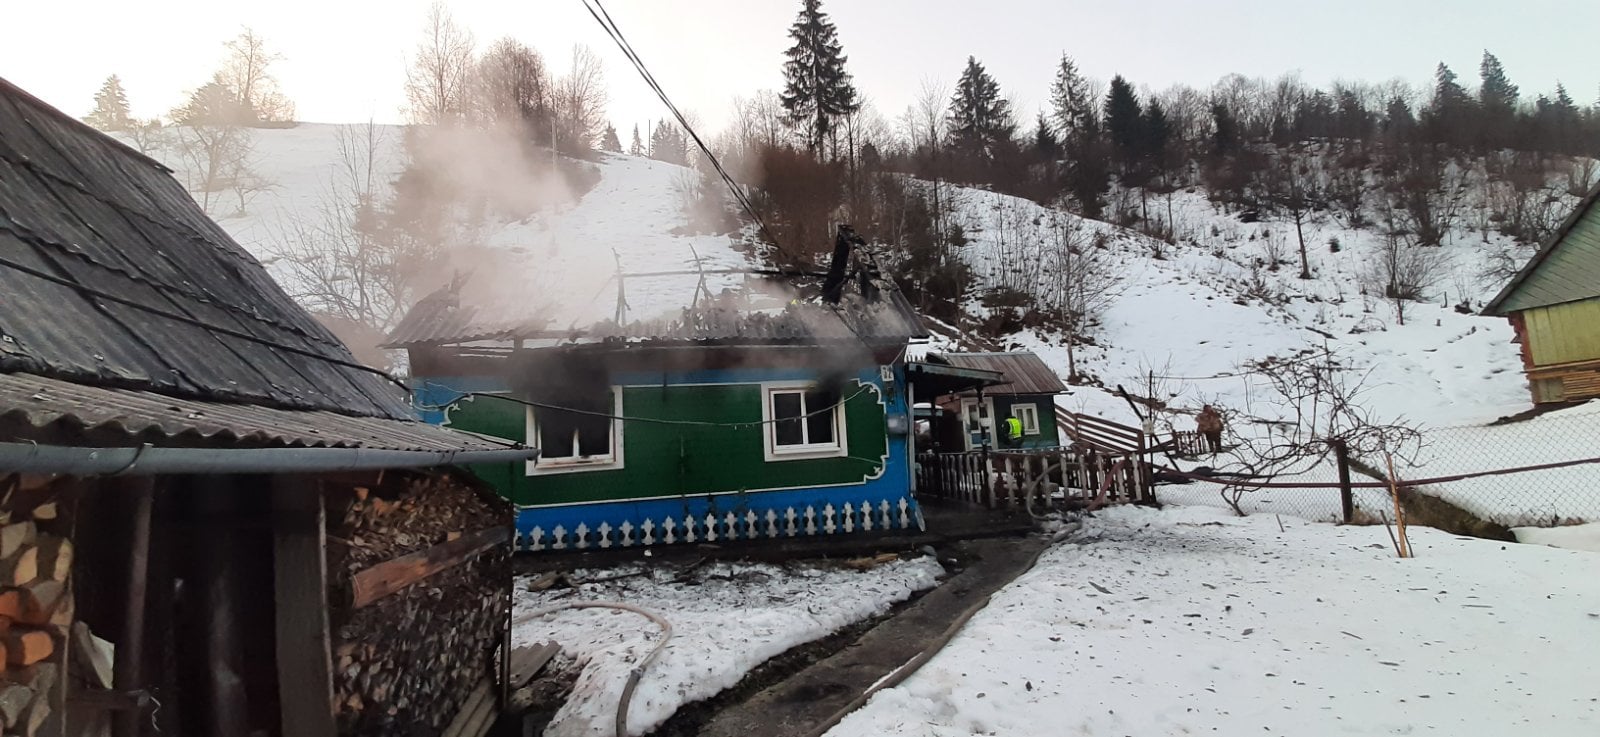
513,601,674,737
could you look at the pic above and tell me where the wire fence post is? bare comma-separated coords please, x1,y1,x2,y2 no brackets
1334,439,1354,524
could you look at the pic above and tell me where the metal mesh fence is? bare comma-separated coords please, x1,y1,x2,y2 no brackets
1153,406,1600,530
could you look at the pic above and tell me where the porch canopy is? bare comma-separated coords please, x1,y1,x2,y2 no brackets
905,360,1006,398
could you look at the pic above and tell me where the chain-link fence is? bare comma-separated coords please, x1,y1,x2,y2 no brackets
1153,405,1600,531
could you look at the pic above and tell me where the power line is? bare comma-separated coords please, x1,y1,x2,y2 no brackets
419,381,875,429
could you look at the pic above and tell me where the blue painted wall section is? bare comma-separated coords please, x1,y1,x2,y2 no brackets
411,364,922,551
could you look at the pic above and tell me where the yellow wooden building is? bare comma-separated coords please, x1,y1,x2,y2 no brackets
1485,184,1600,404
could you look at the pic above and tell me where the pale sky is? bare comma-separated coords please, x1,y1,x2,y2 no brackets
6,0,1597,137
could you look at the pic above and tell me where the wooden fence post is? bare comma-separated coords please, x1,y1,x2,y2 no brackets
1334,440,1354,524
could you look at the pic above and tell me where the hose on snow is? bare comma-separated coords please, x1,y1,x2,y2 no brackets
513,601,674,737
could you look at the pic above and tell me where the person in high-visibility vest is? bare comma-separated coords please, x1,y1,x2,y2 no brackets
1003,414,1024,448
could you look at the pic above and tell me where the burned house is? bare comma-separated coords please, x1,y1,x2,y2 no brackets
390,230,997,551
0,78,534,736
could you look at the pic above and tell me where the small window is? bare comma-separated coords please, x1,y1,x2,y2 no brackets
765,384,847,460
527,387,622,472
1014,404,1041,435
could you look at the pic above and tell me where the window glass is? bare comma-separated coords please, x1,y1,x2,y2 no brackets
805,388,838,444
773,391,805,446
537,391,614,460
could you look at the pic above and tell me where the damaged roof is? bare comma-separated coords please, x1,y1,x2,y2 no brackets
930,352,1067,395
388,271,926,348
0,76,414,421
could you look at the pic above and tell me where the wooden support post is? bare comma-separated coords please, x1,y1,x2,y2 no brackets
111,477,154,737
1334,440,1355,524
272,477,336,737
195,478,249,737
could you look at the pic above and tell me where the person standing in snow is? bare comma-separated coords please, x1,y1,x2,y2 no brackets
1196,405,1223,453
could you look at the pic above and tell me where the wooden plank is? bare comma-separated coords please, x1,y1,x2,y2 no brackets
349,527,510,610
271,477,337,737
507,643,561,688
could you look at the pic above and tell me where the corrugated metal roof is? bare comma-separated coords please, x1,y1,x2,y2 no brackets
1485,182,1600,315
0,372,522,452
931,352,1067,395
0,76,414,420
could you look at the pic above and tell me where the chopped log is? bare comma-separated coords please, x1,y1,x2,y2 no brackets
524,573,560,592
71,623,114,689
843,552,900,571
0,683,32,728
33,537,70,582
15,581,64,626
5,630,51,666
1,547,38,587
0,523,34,559
46,589,72,632
8,662,56,700
348,527,508,609
28,504,55,522
0,591,21,622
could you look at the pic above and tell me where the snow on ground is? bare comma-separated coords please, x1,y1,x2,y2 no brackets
949,185,1531,431
514,557,944,737
1513,523,1600,553
826,505,1600,737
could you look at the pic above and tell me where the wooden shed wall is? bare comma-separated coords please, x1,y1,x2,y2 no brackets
1522,297,1600,367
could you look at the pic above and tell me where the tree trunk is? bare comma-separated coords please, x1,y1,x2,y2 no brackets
1294,209,1311,279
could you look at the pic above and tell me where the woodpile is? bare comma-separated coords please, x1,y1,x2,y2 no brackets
325,472,512,737
0,474,92,737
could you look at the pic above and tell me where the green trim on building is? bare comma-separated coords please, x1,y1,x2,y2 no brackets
444,380,890,507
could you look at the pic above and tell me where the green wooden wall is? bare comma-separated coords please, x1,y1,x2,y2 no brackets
1497,199,1600,313
445,381,890,506
1523,297,1600,367
992,395,1061,448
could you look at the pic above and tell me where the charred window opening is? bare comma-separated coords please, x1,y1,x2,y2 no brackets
530,387,618,466
766,384,845,459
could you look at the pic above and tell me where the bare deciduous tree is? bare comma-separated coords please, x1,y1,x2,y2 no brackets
405,3,476,125
1045,215,1121,380
220,28,294,124
552,45,607,153
170,76,265,215
473,37,549,131
1365,233,1450,325
264,122,438,338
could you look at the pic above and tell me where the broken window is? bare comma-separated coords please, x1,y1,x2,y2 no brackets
767,385,844,459
531,388,618,466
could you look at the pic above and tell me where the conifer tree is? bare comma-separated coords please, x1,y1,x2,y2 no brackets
86,74,133,131
779,0,860,157
1104,75,1143,164
1048,55,1097,141
1143,100,1170,167
1478,50,1519,149
629,123,644,156
648,121,688,165
946,56,1014,160
1425,63,1474,145
600,123,622,152
1033,112,1060,160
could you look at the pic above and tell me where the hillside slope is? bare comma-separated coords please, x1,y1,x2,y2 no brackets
145,124,1535,430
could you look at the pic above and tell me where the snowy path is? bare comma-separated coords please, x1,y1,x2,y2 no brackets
826,506,1600,737
513,557,943,737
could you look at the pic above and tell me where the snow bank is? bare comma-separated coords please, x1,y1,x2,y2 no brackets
515,557,944,736
1514,523,1600,553
827,506,1600,737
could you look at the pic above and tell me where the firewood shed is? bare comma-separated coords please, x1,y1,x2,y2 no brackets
0,76,536,737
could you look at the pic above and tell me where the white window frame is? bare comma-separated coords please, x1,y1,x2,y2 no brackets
762,382,849,462
1013,403,1041,436
525,386,625,475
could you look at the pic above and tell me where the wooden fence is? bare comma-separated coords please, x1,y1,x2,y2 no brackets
916,409,1155,509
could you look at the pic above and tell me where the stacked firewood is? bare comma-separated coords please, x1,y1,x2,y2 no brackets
326,472,511,737
0,477,105,737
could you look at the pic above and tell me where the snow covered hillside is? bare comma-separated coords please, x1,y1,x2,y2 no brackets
147,124,1543,430
941,182,1538,428
826,505,1600,737
137,123,754,330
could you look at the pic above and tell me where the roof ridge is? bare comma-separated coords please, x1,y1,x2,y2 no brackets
0,76,173,174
